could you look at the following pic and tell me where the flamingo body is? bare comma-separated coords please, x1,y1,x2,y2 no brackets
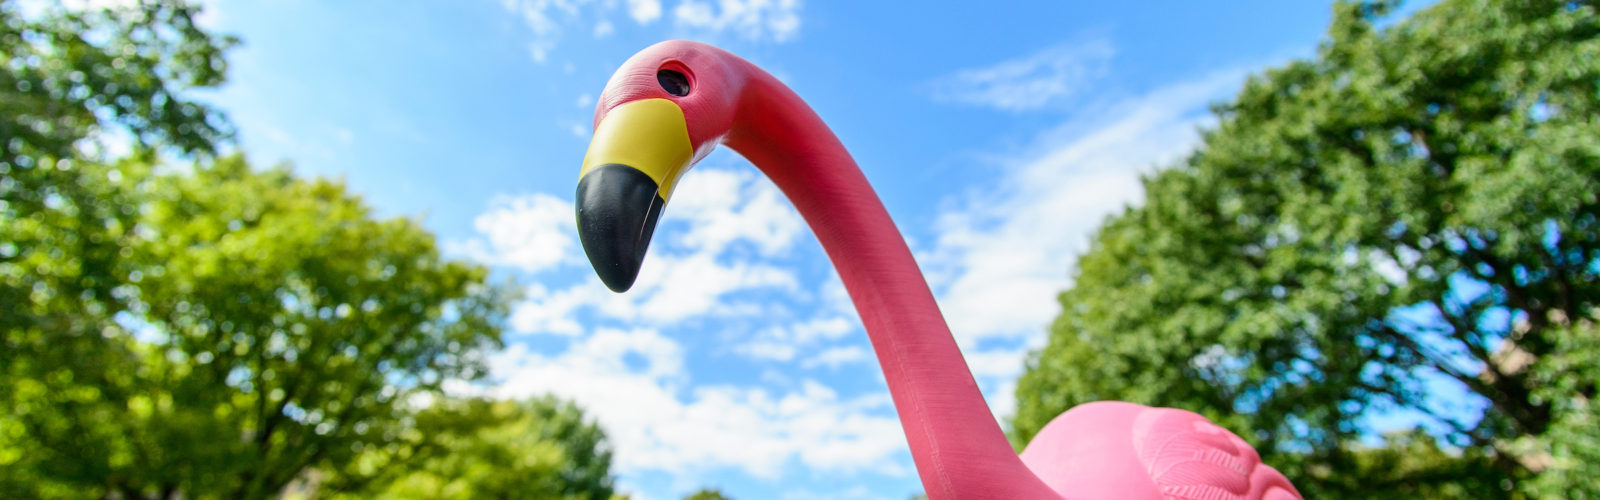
1022,402,1299,500
574,40,1302,500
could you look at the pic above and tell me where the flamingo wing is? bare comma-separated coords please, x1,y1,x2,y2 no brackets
1020,402,1302,500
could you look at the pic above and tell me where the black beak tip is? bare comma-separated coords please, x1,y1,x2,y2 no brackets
591,260,640,293
575,164,666,294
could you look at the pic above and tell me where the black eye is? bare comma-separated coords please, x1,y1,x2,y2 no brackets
657,69,690,97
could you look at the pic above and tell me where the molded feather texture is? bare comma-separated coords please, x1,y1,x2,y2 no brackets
1132,408,1301,500
590,41,1303,500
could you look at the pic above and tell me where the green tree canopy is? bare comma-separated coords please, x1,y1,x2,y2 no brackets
1012,0,1598,497
1,1,516,498
321,396,616,500
683,487,733,500
2,0,235,496
3,151,512,500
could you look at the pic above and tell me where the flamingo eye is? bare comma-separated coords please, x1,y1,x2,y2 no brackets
657,69,690,97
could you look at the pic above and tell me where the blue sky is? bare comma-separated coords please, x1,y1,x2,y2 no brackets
182,1,1381,498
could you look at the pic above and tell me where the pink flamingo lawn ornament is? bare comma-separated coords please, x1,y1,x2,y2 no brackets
574,41,1303,500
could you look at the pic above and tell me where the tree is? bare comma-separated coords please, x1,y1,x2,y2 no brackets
1,1,512,498
2,0,233,497
1012,0,1598,497
320,396,616,500
683,488,733,500
3,152,511,500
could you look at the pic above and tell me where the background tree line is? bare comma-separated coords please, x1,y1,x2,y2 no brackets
0,1,619,498
1012,0,1598,498
0,2,743,498
6,0,1595,499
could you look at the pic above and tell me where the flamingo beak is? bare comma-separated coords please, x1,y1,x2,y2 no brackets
575,98,695,293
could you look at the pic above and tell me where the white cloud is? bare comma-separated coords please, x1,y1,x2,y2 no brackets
57,0,139,11
985,379,1019,425
507,250,799,334
926,39,1115,112
490,332,908,478
915,53,1265,429
500,0,576,34
627,0,662,24
964,347,1031,422
632,250,799,322
500,0,798,63
783,485,900,500
734,316,855,362
460,166,808,336
791,316,852,343
455,152,905,487
452,166,802,281
261,124,296,146
962,347,1028,380
455,33,1279,496
566,121,589,138
527,39,556,63
508,283,596,336
446,193,578,274
801,345,870,370
672,0,803,43
331,126,355,144
670,168,804,256
923,65,1252,351
499,0,603,62
193,0,223,29
736,337,799,361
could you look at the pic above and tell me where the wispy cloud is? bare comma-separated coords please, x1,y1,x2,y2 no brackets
478,166,806,337
501,222,802,332
801,345,870,370
54,0,139,11
500,0,802,63
445,193,579,274
925,38,1115,112
921,57,1258,419
673,0,802,42
924,64,1249,349
489,335,907,478
566,122,589,138
499,0,586,62
667,168,804,256
452,156,908,485
499,0,659,62
627,0,663,24
331,126,355,145
454,28,1269,494
735,316,855,362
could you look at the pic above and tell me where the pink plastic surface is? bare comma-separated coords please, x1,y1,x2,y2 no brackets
592,40,1304,500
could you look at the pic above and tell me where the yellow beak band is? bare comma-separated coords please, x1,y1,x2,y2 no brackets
574,98,696,293
578,98,695,201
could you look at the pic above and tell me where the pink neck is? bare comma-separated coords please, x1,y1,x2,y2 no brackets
723,62,1056,499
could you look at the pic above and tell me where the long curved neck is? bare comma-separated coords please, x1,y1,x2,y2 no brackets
722,61,1056,500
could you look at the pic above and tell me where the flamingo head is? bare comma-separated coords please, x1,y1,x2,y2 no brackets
575,40,747,293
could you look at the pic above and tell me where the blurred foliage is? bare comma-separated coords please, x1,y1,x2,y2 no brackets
0,0,547,498
682,487,732,500
0,0,233,164
319,396,615,500
1012,0,1598,498
2,151,513,499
